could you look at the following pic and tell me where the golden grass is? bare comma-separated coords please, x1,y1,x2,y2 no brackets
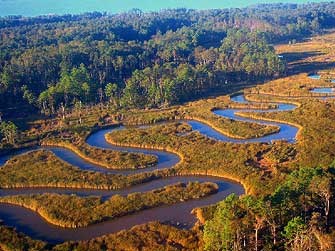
0,182,218,228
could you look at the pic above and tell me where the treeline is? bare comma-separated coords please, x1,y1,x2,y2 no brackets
2,2,335,115
1,28,283,114
203,167,335,251
120,30,284,109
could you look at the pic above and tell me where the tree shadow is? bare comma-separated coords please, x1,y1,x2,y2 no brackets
288,61,335,75
280,51,335,75
280,51,322,63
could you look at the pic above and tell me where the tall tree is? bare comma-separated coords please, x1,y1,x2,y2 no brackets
0,121,18,145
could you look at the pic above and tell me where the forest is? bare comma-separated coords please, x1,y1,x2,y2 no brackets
1,2,335,117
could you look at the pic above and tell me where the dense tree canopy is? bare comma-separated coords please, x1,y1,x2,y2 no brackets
1,2,335,116
204,167,335,251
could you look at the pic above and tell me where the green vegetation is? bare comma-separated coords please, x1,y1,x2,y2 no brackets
0,121,18,145
7,2,335,116
118,30,283,109
0,20,285,117
203,167,334,251
0,182,218,228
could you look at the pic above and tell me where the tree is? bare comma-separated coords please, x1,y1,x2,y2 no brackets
203,194,250,251
0,121,18,145
283,217,312,251
309,213,333,251
82,82,90,102
121,70,147,108
21,85,36,105
104,83,118,106
284,167,320,221
38,89,55,115
264,201,280,246
242,196,266,251
0,70,11,93
74,100,83,124
309,174,333,227
162,78,178,105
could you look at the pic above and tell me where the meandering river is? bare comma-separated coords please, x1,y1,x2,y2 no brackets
0,94,302,244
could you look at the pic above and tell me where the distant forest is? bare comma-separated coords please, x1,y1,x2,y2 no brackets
1,2,335,115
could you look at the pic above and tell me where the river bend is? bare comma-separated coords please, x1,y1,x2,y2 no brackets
0,94,299,243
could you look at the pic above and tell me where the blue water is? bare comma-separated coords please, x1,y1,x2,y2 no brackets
308,74,335,84
311,87,335,94
308,74,321,80
308,75,335,95
0,0,328,17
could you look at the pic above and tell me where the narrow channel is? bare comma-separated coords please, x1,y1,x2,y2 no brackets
0,94,299,244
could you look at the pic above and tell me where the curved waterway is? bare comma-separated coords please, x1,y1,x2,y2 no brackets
308,74,335,95
192,94,298,143
311,87,335,94
0,94,299,244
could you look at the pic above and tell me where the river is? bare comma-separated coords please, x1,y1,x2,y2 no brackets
0,93,305,243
